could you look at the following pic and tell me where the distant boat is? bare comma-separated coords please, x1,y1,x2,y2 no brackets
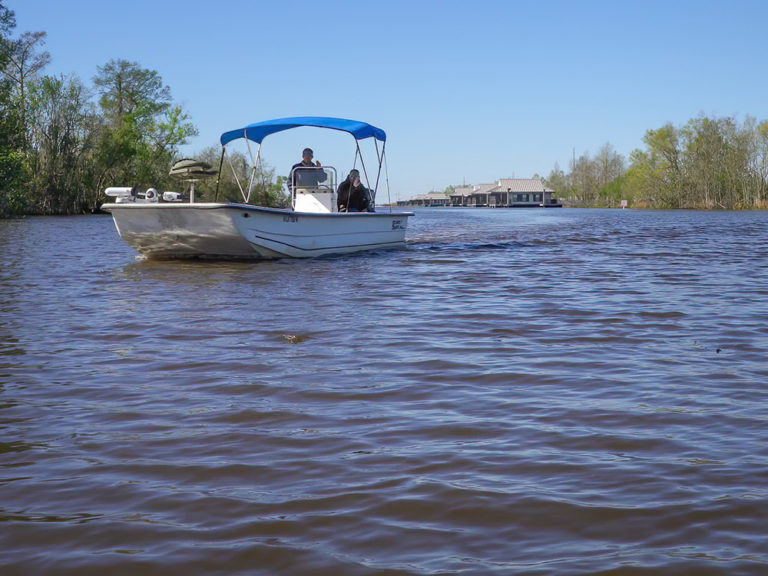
101,117,413,259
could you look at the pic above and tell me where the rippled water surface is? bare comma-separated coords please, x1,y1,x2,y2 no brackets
2,208,768,575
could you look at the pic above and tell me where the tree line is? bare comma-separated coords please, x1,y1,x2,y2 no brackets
0,2,196,216
0,2,287,218
544,115,768,210
4,0,768,216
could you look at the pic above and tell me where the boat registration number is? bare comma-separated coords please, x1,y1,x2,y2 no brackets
283,215,299,223
391,219,405,230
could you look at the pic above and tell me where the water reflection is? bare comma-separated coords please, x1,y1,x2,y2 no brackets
1,211,768,574
0,439,43,455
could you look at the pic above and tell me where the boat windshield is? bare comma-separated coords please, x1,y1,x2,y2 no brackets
289,166,336,192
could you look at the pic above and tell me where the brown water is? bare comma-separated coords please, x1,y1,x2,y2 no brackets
1,209,767,575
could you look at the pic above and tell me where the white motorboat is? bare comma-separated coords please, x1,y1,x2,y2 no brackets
101,117,413,259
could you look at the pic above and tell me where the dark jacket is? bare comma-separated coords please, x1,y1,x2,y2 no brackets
337,178,372,212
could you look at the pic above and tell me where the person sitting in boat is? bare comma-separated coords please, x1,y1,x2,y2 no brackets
337,169,373,212
290,148,327,190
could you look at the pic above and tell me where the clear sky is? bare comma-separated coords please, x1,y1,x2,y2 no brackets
11,0,768,199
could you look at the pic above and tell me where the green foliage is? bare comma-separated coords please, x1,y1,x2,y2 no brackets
0,2,301,217
94,59,170,125
544,162,567,195
593,168,645,208
92,59,198,194
0,26,201,216
191,146,289,208
5,30,50,135
25,74,100,213
0,148,26,214
634,115,767,209
0,1,19,215
548,116,768,209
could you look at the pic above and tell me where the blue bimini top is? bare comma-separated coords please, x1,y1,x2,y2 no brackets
220,116,386,146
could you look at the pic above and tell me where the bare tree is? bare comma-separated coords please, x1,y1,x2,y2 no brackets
595,142,625,189
5,30,50,132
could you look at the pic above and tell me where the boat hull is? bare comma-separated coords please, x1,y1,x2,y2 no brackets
101,203,412,259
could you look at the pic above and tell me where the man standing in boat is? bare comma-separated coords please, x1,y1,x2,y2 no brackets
290,148,327,190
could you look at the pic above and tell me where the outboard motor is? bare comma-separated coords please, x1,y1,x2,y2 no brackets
104,187,134,203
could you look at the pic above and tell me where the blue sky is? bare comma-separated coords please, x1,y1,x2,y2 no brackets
12,0,768,199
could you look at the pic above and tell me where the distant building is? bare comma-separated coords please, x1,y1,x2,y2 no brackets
449,178,561,208
404,191,451,207
449,186,474,206
400,178,561,208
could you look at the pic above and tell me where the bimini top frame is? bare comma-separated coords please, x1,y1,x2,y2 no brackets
216,116,390,209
